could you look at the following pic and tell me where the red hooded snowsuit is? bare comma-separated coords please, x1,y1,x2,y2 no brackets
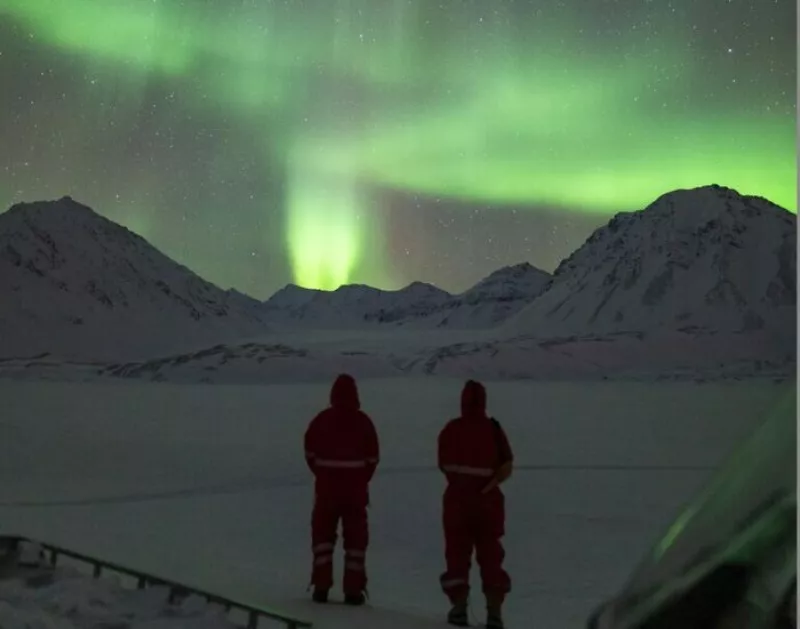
304,374,379,595
438,380,512,604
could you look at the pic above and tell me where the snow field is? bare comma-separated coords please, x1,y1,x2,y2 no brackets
0,378,793,628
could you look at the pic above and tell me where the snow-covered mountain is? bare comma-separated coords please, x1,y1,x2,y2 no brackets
264,283,323,310
261,263,552,329
403,262,552,328
0,197,271,360
504,185,797,339
459,262,552,303
2,185,794,368
261,281,453,328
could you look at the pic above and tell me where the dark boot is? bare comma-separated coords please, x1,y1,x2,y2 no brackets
486,592,504,629
486,609,504,629
447,600,469,626
344,591,366,606
312,588,328,603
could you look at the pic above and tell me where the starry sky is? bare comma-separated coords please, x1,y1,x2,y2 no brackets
0,0,795,298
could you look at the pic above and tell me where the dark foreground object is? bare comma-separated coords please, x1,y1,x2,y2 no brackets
0,535,312,629
587,392,796,629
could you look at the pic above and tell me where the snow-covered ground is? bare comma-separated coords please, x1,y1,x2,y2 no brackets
0,378,793,628
0,327,793,385
0,562,242,629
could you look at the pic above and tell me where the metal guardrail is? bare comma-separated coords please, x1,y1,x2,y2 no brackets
0,535,312,629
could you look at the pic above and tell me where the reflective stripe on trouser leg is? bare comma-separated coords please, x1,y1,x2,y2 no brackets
343,548,367,594
311,499,339,590
440,573,470,603
475,491,510,599
311,547,335,589
345,560,365,572
476,535,511,598
341,503,369,595
441,492,472,604
441,577,468,589
314,554,333,566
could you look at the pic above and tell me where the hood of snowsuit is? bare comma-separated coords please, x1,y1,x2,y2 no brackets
330,373,361,410
460,380,487,418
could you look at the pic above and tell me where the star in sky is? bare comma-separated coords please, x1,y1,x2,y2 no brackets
0,0,795,297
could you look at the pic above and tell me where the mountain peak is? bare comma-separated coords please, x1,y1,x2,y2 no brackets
56,194,81,207
643,184,791,222
399,280,452,297
333,283,379,294
4,197,145,256
263,283,322,309
464,261,551,296
276,282,319,294
0,197,270,360
478,261,548,281
405,280,438,290
10,195,97,217
509,185,796,337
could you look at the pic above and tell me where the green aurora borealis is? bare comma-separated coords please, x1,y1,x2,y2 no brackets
0,0,795,295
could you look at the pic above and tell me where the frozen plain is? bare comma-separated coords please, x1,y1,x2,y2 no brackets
0,377,794,629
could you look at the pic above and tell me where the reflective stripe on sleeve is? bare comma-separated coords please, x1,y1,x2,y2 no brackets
441,464,494,477
314,459,368,468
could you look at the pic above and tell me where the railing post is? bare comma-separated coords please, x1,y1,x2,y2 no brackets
6,537,312,629
247,610,258,629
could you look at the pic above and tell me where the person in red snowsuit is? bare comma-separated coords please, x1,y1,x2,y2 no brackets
438,380,513,629
304,374,379,605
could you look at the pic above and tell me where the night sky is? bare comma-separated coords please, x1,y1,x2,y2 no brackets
0,0,795,299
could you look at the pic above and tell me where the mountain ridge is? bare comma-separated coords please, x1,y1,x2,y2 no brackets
260,262,553,328
504,184,796,338
0,196,272,360
0,184,795,363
